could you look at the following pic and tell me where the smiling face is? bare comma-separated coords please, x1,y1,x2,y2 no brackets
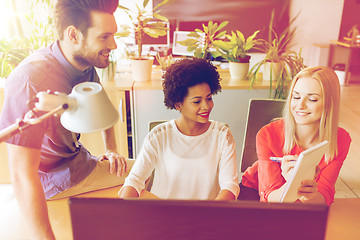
290,77,324,127
176,83,214,125
73,11,117,69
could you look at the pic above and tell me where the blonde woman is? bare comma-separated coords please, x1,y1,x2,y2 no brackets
240,66,351,205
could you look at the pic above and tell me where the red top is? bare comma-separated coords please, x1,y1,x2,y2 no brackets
242,119,351,205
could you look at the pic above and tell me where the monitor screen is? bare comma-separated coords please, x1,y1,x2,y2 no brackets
172,31,194,56
69,198,329,240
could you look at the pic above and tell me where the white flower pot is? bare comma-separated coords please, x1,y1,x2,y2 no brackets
263,61,283,81
229,62,250,80
130,57,154,82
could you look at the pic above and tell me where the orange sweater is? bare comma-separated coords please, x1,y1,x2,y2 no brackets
242,119,351,206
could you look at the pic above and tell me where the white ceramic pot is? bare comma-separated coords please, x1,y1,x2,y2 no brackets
229,62,250,80
263,61,283,81
130,57,154,82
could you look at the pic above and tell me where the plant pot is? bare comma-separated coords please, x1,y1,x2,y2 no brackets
263,61,283,81
229,61,250,80
98,62,117,82
130,57,154,82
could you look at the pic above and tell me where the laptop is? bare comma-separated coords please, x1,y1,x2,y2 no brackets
69,198,328,240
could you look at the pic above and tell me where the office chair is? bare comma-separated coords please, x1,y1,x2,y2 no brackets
240,99,286,173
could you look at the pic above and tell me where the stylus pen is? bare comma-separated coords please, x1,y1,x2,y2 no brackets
269,157,283,163
270,157,296,163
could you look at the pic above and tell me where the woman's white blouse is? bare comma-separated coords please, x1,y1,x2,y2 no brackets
122,120,239,200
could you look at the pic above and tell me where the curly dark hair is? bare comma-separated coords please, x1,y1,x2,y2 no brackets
162,58,221,109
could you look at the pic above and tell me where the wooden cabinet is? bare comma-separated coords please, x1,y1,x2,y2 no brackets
79,87,130,158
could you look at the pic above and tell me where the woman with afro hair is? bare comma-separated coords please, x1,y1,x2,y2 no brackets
119,57,239,200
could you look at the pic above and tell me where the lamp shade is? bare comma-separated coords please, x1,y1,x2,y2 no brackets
60,82,119,133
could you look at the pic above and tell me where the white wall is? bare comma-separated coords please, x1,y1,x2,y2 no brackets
289,0,345,66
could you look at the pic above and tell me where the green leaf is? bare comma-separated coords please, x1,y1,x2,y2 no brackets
209,22,218,36
154,0,170,11
214,31,227,40
213,40,232,51
211,51,222,58
143,0,150,8
117,4,130,11
187,44,198,52
178,38,198,46
194,29,204,34
188,32,201,38
236,30,245,44
194,48,204,58
153,13,169,22
217,21,229,32
208,20,214,31
203,25,208,34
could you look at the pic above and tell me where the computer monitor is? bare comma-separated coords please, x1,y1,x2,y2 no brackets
172,31,194,56
69,198,328,240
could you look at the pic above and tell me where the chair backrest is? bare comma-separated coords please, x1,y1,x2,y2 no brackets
145,120,167,191
240,99,286,172
149,120,167,132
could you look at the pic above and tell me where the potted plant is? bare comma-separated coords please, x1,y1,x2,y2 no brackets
118,0,169,81
177,20,229,59
212,30,260,80
0,39,29,79
248,10,306,99
1,0,54,80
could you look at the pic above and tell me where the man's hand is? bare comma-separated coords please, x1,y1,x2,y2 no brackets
98,150,127,177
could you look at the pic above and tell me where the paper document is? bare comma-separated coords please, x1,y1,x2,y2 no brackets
279,140,329,203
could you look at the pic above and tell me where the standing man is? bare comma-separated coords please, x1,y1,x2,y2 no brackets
0,0,131,239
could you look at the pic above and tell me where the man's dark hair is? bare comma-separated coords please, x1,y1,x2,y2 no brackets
54,0,119,39
162,57,221,109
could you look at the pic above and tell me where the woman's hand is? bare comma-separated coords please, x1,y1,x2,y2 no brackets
298,179,318,200
98,150,127,177
280,155,298,181
298,166,325,204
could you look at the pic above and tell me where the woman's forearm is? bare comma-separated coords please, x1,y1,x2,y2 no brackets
118,186,139,198
215,189,236,201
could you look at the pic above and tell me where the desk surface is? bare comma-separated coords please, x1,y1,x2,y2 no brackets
325,198,360,240
0,66,272,91
330,40,360,48
45,187,360,240
113,65,273,90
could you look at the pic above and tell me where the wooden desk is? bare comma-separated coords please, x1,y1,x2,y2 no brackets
46,192,360,240
325,198,360,240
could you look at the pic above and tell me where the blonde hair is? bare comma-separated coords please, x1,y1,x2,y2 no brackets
283,66,340,161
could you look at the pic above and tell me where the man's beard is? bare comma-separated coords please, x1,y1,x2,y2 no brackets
73,43,110,69
73,52,110,69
